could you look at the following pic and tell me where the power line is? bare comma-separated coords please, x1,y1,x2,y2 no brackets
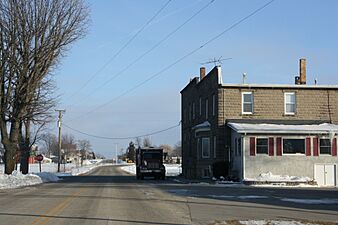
63,121,181,140
66,0,172,101
67,0,216,110
67,0,275,122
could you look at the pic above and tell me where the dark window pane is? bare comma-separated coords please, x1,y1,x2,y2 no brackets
243,94,252,102
256,138,268,154
320,139,331,154
283,139,305,154
243,103,253,113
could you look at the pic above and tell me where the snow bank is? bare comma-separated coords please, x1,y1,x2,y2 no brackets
281,198,338,205
0,171,42,189
36,172,60,182
246,172,312,182
120,164,182,176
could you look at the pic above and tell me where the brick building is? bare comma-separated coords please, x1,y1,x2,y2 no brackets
181,59,338,185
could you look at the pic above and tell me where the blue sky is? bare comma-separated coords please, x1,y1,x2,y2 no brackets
52,0,338,158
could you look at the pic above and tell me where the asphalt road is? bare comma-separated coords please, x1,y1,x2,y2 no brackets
0,165,337,225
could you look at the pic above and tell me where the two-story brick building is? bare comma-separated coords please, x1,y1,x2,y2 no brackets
181,59,338,186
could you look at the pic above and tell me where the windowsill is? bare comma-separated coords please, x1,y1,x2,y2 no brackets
282,153,306,156
284,113,296,116
242,112,253,115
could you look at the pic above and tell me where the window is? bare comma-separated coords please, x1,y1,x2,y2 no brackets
285,92,296,115
242,92,253,114
201,137,210,158
213,136,216,158
199,97,202,116
256,138,268,154
192,102,195,119
212,94,216,116
205,98,209,119
320,139,331,155
283,139,305,154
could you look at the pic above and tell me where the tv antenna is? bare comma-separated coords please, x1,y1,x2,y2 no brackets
201,56,232,67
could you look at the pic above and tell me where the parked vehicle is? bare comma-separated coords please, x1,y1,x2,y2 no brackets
136,147,165,180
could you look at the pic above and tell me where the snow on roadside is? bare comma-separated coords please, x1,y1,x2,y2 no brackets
120,164,182,176
0,160,106,189
281,198,338,205
246,172,312,182
0,171,42,189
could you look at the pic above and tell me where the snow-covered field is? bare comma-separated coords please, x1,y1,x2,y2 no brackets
0,159,106,190
120,164,182,176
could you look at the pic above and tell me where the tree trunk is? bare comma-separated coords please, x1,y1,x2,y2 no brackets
19,149,30,174
19,121,31,174
4,143,17,174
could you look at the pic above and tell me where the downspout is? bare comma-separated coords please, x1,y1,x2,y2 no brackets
327,90,332,123
242,134,246,181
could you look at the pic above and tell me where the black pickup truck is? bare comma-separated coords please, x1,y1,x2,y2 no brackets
136,147,165,180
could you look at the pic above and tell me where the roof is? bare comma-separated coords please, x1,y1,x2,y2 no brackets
221,84,338,89
228,122,338,135
192,121,211,132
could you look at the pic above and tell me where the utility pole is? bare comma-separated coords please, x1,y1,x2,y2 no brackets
114,143,118,164
56,109,65,172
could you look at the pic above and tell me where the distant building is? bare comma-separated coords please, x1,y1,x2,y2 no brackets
181,59,338,186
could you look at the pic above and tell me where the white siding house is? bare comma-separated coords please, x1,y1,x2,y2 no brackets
228,123,338,186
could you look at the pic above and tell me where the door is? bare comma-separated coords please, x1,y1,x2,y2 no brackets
315,164,336,186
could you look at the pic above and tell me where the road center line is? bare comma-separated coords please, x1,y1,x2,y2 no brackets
28,188,87,225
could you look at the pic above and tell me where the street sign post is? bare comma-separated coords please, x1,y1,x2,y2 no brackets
35,154,44,172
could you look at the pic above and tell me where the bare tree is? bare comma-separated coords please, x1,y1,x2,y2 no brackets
172,141,182,157
0,0,89,174
78,139,91,162
159,144,174,156
135,137,142,148
143,137,152,148
40,132,58,156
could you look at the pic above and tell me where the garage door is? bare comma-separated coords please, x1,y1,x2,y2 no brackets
315,164,336,186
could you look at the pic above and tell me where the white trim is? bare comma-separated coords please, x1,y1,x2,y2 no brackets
228,123,338,135
241,92,253,114
222,83,338,89
282,137,306,155
319,138,332,155
284,92,296,115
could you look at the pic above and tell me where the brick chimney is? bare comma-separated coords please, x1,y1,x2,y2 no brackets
200,67,206,80
299,58,306,84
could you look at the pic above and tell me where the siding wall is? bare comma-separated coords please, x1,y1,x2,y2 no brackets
242,135,338,186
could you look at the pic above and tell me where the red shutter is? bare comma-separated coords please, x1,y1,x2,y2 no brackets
313,137,319,156
306,137,311,156
276,137,282,156
250,137,256,156
332,138,337,156
268,137,274,156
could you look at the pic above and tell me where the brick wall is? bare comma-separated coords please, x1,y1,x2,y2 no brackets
220,87,338,124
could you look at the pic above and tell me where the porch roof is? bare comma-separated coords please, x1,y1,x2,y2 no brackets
227,122,338,135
